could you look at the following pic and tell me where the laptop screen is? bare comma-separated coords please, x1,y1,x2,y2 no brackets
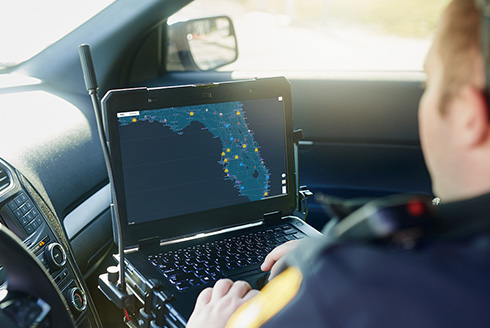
117,97,288,225
103,77,296,247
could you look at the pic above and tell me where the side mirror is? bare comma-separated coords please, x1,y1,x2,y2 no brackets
168,16,238,71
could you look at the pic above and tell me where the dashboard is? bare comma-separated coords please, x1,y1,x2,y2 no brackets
0,158,101,327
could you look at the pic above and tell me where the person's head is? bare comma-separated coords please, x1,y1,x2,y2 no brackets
419,0,490,201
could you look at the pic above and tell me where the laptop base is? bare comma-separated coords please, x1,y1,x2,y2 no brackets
100,215,321,328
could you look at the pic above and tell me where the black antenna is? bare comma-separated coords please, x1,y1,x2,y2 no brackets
78,44,127,293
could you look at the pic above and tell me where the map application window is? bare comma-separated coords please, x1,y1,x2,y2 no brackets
117,97,288,225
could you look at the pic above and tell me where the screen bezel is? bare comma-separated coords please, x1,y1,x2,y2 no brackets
102,77,296,248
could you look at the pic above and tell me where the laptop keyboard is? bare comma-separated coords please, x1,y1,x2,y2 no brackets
148,224,305,291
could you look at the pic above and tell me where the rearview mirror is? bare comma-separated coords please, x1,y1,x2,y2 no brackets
168,16,238,71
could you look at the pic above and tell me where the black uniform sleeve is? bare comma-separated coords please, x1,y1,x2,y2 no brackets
227,239,490,328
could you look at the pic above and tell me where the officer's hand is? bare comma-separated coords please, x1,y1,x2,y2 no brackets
187,279,259,328
261,240,301,280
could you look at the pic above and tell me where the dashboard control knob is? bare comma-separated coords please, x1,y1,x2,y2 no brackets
67,287,87,313
44,242,66,270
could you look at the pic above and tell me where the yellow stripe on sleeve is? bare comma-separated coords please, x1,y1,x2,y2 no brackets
226,267,303,328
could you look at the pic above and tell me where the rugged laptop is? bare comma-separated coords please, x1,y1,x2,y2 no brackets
101,77,321,326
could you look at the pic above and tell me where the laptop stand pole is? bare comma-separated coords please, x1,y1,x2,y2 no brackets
79,44,137,322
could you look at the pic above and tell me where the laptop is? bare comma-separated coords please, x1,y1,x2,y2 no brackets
101,77,321,326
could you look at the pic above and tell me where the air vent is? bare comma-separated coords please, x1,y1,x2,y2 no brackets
0,166,10,192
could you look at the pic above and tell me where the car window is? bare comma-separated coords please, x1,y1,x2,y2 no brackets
0,0,114,68
169,0,450,71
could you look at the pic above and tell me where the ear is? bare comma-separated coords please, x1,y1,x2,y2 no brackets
450,85,490,148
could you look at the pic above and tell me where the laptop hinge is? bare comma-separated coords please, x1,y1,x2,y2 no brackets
138,236,160,252
263,211,283,226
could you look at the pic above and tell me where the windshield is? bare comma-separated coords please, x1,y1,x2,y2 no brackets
0,0,115,69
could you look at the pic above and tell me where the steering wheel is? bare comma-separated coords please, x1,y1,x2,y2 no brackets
0,224,75,327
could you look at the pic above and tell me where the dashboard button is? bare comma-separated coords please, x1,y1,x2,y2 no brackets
20,204,29,215
13,208,23,218
38,254,48,268
25,224,34,234
31,208,39,217
25,211,34,222
31,219,39,230
8,200,18,211
18,193,28,203
24,200,33,210
14,195,24,206
19,216,29,227
35,216,43,225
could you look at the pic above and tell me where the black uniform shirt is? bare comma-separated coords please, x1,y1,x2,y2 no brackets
227,193,490,328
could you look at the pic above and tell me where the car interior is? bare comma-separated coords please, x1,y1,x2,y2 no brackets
0,0,436,327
